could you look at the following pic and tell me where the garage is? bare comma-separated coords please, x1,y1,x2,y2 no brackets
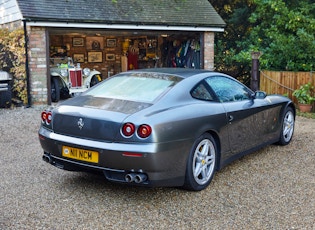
1,0,225,105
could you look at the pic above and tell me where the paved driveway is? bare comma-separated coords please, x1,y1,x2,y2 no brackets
0,106,314,229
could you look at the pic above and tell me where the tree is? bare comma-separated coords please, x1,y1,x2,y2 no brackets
209,0,255,84
245,0,315,71
210,0,315,82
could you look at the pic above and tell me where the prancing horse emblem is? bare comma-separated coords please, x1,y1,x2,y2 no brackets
77,118,84,130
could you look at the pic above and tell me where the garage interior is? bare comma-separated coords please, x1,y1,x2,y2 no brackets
49,29,203,79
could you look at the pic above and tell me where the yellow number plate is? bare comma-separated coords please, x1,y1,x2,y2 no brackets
62,146,99,163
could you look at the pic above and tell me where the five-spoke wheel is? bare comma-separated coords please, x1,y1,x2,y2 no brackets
278,107,295,145
184,133,217,191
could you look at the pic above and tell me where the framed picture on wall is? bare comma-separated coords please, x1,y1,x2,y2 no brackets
73,53,85,63
86,37,104,50
88,51,103,63
72,38,84,47
106,54,115,61
106,39,116,47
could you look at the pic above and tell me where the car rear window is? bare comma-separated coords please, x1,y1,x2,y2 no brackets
86,73,182,103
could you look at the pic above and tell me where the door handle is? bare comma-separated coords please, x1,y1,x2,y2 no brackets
228,115,234,122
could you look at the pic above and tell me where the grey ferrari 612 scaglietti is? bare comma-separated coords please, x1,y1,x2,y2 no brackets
39,68,295,191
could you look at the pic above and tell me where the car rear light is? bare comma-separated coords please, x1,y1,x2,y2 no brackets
137,124,152,138
41,111,52,125
122,122,135,137
122,123,152,138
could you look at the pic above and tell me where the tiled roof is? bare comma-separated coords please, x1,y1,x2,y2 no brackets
16,0,225,28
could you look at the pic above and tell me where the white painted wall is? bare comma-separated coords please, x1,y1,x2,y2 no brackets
0,0,22,24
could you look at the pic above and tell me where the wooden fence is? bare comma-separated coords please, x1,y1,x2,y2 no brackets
260,70,315,106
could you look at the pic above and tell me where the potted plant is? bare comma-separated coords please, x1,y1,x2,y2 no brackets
293,82,315,112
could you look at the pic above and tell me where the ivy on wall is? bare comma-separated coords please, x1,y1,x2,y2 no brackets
0,28,27,105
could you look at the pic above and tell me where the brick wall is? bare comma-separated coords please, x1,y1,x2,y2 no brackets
203,32,215,71
0,22,48,104
27,26,48,104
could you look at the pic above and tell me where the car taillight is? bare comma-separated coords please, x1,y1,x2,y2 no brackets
137,124,152,138
122,123,135,137
121,123,152,138
41,111,52,125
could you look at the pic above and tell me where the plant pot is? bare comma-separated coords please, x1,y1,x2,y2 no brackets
298,104,312,113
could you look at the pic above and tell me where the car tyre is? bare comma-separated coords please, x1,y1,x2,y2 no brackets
90,74,101,87
51,77,60,102
278,107,295,145
183,133,217,191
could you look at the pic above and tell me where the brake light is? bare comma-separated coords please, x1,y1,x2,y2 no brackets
137,124,152,138
122,123,135,137
41,111,52,125
121,123,152,138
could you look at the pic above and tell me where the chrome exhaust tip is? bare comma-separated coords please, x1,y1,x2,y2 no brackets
125,173,136,183
42,155,50,163
134,174,147,183
42,153,53,164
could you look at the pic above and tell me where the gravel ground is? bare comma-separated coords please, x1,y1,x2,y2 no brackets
0,106,314,230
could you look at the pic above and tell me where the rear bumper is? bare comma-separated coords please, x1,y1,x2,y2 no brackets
42,152,183,187
39,127,192,187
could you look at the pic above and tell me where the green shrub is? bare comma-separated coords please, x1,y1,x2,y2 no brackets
0,28,27,104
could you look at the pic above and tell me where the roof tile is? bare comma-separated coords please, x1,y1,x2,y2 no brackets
16,0,225,27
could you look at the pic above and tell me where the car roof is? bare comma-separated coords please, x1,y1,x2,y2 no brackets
127,68,213,79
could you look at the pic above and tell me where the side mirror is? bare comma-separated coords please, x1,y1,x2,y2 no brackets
255,91,267,99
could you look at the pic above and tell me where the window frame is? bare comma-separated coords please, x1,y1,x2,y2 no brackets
190,80,216,101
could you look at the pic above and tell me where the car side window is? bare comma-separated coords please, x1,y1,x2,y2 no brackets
191,82,214,101
205,76,250,102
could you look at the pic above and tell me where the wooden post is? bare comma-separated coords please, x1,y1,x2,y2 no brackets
251,51,262,91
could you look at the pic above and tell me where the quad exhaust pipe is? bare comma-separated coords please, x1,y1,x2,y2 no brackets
43,153,148,183
125,173,148,183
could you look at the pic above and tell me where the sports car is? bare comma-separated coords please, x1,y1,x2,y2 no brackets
39,68,295,191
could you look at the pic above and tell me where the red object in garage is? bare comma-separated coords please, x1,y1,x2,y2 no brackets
69,69,82,87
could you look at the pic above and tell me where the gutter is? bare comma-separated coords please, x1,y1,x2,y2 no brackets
26,21,225,32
